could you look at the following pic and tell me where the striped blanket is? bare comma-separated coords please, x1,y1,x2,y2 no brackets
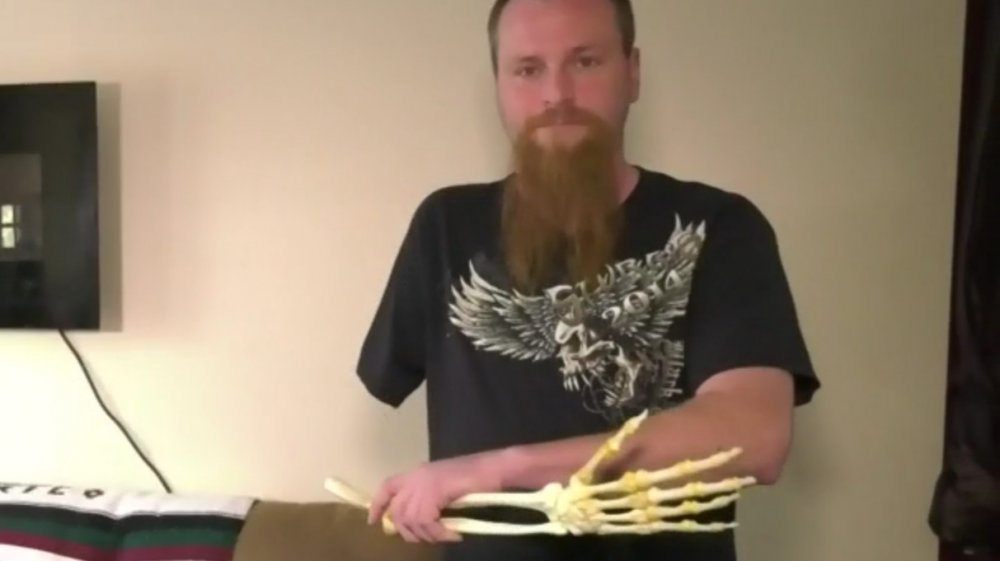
0,482,255,561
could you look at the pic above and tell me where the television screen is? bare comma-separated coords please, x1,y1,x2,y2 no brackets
0,82,100,330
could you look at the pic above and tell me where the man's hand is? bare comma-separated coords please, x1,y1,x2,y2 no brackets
367,452,509,543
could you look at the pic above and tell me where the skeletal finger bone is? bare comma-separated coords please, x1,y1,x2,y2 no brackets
585,447,754,499
590,492,740,524
594,476,756,513
571,409,648,486
590,519,739,535
323,409,758,537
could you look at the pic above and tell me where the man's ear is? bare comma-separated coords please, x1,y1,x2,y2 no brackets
628,47,641,103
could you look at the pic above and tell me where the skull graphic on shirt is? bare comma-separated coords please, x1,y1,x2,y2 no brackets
448,215,707,421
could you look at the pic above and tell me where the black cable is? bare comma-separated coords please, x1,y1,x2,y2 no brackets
58,328,173,493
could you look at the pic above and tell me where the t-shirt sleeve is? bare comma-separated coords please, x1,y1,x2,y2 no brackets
682,194,820,406
355,195,438,408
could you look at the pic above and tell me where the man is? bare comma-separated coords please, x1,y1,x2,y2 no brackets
355,0,820,559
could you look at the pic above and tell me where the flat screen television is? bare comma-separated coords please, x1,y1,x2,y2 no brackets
0,81,100,330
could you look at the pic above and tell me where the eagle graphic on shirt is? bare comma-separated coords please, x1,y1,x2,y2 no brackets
448,215,707,421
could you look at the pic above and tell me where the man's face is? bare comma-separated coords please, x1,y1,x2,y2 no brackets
493,0,640,151
493,0,641,293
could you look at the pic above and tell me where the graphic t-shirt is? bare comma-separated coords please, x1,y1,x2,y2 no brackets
356,167,820,561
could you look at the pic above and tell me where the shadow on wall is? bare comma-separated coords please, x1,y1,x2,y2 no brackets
96,83,123,332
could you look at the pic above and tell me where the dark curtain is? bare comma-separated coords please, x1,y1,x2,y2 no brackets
928,0,1000,560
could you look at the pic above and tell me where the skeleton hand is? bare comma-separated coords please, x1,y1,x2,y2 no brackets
324,410,757,537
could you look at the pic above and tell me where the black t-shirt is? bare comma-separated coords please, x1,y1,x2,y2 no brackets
356,167,820,561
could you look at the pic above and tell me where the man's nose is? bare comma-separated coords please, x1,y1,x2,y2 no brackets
542,68,574,107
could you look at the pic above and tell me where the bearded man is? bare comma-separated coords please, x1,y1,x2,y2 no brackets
354,1,820,560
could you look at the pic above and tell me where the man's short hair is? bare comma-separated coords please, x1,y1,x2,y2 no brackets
487,0,636,74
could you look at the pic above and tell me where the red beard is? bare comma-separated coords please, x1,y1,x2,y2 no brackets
501,102,622,292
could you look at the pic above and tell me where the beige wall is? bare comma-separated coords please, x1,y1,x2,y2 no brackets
0,1,965,560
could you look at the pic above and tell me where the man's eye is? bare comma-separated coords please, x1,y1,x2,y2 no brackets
516,66,540,77
577,56,600,68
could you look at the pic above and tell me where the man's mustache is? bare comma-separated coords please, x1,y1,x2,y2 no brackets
524,104,603,131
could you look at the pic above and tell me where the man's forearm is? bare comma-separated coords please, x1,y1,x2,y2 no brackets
493,369,795,490
495,430,612,490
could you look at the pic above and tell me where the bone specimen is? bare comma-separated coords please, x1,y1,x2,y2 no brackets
324,409,757,536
